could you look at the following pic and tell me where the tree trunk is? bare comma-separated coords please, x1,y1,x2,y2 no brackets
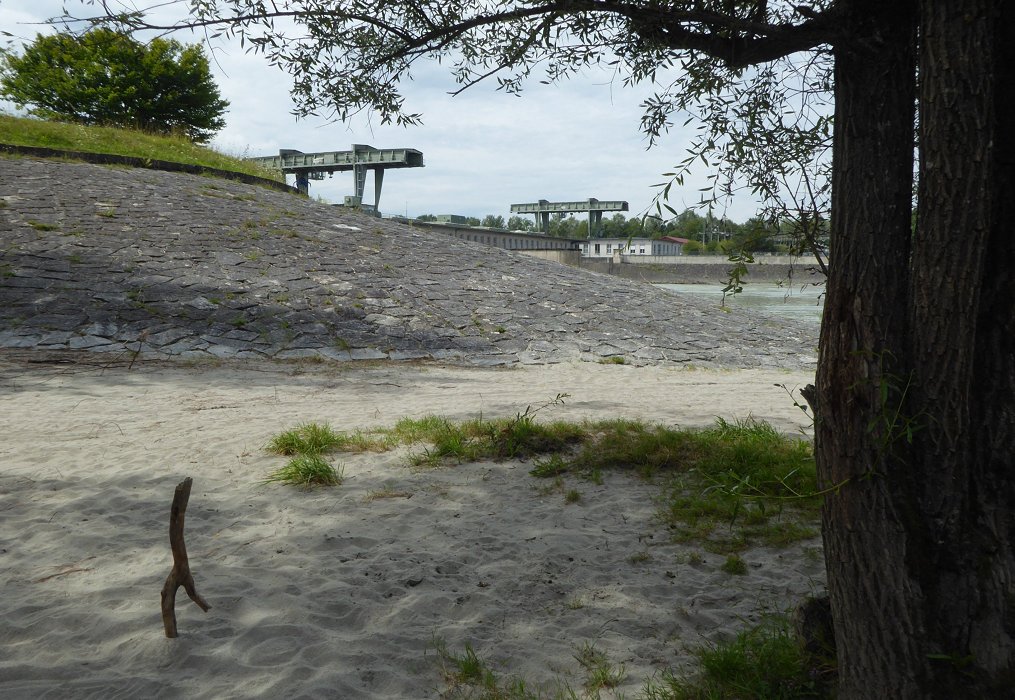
816,0,921,696
905,0,1015,693
819,1,1015,696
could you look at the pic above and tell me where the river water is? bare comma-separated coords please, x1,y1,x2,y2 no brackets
657,282,825,328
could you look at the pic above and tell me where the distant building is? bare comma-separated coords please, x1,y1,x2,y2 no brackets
580,237,686,258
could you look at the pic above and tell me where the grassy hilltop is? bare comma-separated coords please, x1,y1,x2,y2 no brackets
0,113,282,183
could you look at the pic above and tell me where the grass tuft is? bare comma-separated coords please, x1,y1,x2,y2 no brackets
574,642,627,691
266,421,388,456
721,554,749,575
262,455,343,488
267,422,347,455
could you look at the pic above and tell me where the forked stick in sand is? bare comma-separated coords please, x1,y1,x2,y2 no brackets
161,477,210,637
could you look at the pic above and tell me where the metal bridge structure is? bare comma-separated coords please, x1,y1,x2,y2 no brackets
247,145,424,212
510,198,629,237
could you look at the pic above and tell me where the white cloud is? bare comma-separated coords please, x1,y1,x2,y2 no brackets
1,1,762,221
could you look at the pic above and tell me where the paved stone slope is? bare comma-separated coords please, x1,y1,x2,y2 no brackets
0,158,817,368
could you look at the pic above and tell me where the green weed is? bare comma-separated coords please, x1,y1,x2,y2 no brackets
573,642,626,692
267,421,386,457
530,453,570,478
432,638,520,698
398,394,583,467
263,455,343,488
721,554,748,575
267,422,348,456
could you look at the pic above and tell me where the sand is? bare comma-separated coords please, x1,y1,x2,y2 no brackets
0,356,826,698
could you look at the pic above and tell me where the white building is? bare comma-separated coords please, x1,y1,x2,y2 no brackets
580,236,687,258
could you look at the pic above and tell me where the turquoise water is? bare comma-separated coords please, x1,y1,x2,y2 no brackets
657,282,825,327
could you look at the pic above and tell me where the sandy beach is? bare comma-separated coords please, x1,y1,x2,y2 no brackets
0,355,825,698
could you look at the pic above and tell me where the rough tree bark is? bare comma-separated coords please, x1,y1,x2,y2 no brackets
816,2,919,694
904,0,1015,694
818,1,1015,696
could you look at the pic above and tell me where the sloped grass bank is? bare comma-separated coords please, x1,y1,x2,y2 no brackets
0,114,283,183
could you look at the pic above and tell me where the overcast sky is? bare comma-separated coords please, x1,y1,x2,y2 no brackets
1,1,763,222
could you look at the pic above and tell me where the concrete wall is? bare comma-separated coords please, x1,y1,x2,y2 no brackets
518,249,583,266
577,256,821,284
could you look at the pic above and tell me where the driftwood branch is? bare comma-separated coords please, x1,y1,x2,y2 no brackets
161,477,210,638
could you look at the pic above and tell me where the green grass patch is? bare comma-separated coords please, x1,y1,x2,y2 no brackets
721,554,749,575
267,407,818,549
267,422,347,455
263,455,343,488
399,413,588,467
644,615,831,699
0,114,283,183
263,422,387,486
530,416,819,551
266,421,386,456
573,642,627,692
392,394,586,467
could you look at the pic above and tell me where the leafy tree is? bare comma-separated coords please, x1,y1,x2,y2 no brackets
547,216,586,239
667,208,707,240
0,28,228,142
481,214,506,228
727,217,779,253
66,1,1015,695
642,215,664,238
506,215,533,231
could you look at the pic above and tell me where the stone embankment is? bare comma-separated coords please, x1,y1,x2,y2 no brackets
0,158,818,369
